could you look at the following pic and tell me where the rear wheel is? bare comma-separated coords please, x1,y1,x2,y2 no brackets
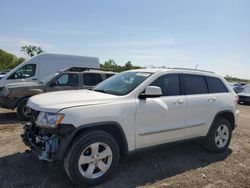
16,98,32,121
64,130,120,186
203,118,232,153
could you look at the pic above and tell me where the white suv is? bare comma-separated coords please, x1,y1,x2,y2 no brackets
22,68,239,186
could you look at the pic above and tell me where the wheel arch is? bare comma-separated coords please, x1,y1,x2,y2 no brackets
207,110,235,136
56,121,129,160
15,96,32,108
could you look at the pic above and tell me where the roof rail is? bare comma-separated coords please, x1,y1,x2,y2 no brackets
67,67,115,72
170,67,214,73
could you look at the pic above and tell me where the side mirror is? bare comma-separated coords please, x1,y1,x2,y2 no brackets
50,81,57,87
139,86,162,99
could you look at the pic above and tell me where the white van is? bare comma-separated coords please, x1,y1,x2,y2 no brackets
0,53,100,88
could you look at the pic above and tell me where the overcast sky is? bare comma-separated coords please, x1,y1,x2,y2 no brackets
0,0,249,79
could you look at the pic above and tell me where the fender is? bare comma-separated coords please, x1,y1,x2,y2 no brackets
55,121,129,160
206,110,235,136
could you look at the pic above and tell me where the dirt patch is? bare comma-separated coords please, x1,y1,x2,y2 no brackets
0,106,249,188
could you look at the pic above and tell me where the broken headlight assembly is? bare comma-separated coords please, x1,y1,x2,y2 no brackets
35,112,64,128
0,87,10,97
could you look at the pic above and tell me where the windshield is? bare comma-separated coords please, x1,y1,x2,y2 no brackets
94,71,152,96
41,72,60,84
242,86,250,93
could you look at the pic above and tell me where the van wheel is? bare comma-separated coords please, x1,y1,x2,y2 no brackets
64,130,120,186
16,99,32,121
203,118,232,153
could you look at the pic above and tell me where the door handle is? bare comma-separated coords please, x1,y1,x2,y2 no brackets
208,97,216,102
174,100,184,105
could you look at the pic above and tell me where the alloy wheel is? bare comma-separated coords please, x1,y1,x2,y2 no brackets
78,142,113,179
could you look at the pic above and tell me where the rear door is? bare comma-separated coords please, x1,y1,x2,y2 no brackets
82,73,104,89
205,76,231,130
182,74,213,136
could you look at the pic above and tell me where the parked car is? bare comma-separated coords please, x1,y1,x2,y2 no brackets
0,53,100,89
229,83,244,93
22,68,239,186
0,67,115,120
238,85,250,104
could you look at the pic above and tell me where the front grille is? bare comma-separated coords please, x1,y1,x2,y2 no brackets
239,96,250,101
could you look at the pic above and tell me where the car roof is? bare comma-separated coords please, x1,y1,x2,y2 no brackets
58,67,116,74
63,70,116,74
127,68,217,77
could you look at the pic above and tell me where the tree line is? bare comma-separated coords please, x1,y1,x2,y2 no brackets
0,49,25,71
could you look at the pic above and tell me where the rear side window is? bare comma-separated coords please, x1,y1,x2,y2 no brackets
205,76,228,93
105,74,115,79
183,74,208,95
83,73,103,86
150,74,181,96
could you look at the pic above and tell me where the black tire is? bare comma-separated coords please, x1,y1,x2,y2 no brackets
16,98,32,121
203,118,232,153
64,130,120,186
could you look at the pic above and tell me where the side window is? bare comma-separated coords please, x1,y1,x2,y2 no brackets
183,74,208,95
8,64,36,79
105,74,115,79
205,76,228,93
83,73,103,86
51,73,79,87
150,74,180,96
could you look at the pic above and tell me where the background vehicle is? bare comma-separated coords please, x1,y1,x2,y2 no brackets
229,83,244,93
23,68,239,186
0,67,115,120
0,53,100,89
238,85,250,104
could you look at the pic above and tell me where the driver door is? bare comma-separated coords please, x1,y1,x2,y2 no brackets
45,73,80,92
136,74,187,148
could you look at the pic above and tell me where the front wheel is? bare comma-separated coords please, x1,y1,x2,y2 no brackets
203,118,232,153
16,98,32,121
64,130,120,186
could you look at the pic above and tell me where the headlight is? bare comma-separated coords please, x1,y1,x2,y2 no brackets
35,112,65,128
0,87,10,97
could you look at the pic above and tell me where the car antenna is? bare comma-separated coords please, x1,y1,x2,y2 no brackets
195,64,198,70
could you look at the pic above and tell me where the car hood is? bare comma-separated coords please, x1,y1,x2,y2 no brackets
28,90,119,113
238,92,250,97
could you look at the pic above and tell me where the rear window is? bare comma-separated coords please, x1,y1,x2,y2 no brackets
83,73,103,86
183,74,208,95
205,76,228,93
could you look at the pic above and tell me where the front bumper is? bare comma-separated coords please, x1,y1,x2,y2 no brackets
0,97,19,109
21,122,75,161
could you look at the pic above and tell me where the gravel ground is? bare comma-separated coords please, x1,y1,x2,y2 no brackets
0,105,250,188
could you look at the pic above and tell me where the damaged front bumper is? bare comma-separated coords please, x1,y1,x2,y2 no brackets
21,122,75,161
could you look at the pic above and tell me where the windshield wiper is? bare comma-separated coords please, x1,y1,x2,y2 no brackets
94,89,109,94
94,89,122,95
